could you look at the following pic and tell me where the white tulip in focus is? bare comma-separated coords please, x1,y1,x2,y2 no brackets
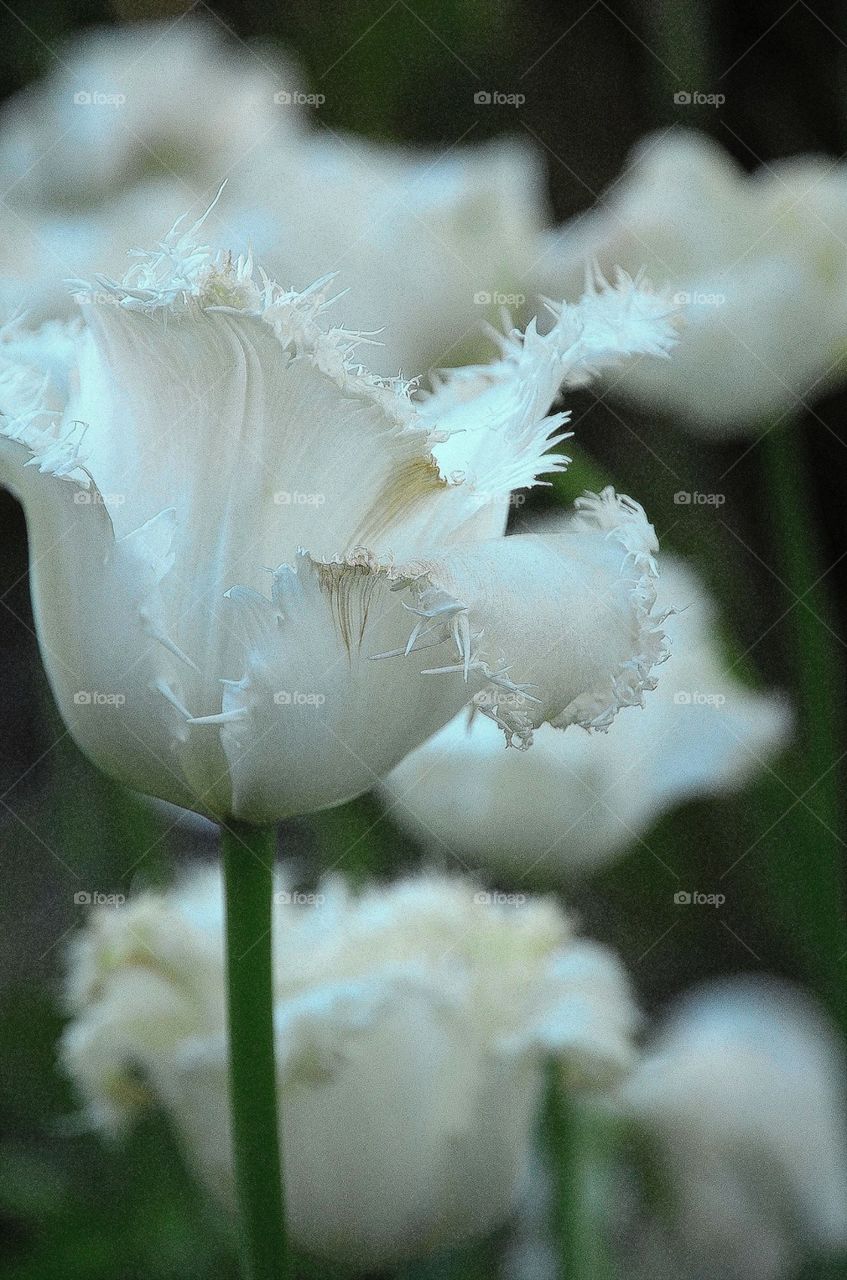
536,130,847,433
618,979,847,1280
0,218,675,823
61,869,638,1266
381,556,791,877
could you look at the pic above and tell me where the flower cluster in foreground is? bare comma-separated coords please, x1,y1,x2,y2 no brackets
0,219,676,823
62,878,847,1277
61,869,637,1266
381,555,792,878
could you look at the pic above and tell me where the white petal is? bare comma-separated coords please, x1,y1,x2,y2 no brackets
196,552,473,822
398,487,665,746
380,557,791,876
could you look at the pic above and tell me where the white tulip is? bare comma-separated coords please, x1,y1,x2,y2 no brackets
0,218,675,822
618,979,847,1280
61,868,638,1266
381,556,791,877
536,130,847,433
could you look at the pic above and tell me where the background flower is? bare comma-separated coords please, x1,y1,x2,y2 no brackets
536,130,847,433
380,555,791,878
616,978,847,1280
61,868,637,1267
0,21,550,378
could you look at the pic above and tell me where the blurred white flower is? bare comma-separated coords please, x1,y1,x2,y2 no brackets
381,556,791,877
0,20,550,377
61,868,638,1266
0,21,299,208
618,978,847,1280
0,220,675,822
536,130,847,433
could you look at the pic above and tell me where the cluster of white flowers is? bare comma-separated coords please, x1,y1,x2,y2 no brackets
62,876,847,1276
0,21,549,379
2,17,844,1280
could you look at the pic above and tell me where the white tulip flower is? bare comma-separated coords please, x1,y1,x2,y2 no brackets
0,218,675,823
380,556,791,877
536,130,847,433
61,868,638,1266
618,979,847,1280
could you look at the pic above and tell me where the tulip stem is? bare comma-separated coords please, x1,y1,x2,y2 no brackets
545,1068,613,1280
761,423,847,1032
221,822,289,1280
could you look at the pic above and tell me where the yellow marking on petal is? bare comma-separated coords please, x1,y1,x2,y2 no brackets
352,455,445,549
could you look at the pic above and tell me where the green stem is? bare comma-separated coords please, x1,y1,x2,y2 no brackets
544,1068,613,1280
761,423,846,1031
222,821,289,1280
